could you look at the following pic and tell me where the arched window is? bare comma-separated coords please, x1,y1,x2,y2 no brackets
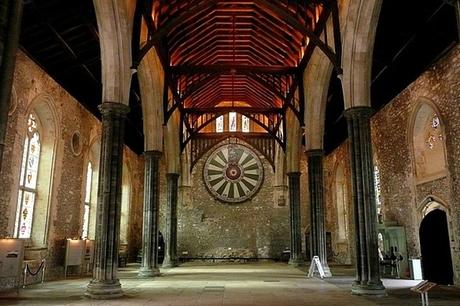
412,102,447,183
229,112,237,132
14,96,58,246
82,162,93,239
216,115,224,133
14,113,41,238
335,163,348,242
242,115,250,133
120,162,131,245
374,164,382,223
86,138,100,240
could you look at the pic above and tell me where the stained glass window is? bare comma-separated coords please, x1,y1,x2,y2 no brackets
242,115,250,133
14,113,41,239
426,114,443,149
216,115,224,133
335,164,348,242
82,162,92,239
374,165,382,223
229,112,237,132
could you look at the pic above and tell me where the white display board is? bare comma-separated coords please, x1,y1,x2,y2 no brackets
307,255,325,278
84,240,94,263
0,239,24,286
65,239,85,267
410,258,423,280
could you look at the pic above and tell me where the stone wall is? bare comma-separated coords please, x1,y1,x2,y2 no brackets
159,140,309,260
0,51,144,281
323,140,355,265
371,45,460,282
324,45,460,281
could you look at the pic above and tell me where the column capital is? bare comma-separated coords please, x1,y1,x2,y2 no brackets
343,106,374,120
305,149,324,157
166,172,180,179
144,150,162,159
286,171,301,178
98,102,130,116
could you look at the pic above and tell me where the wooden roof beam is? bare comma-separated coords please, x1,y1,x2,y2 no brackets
184,107,283,114
253,0,341,72
135,0,217,66
170,64,297,75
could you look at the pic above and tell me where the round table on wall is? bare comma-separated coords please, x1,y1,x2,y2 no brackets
203,143,264,203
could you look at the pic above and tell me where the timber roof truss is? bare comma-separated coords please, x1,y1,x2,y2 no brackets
133,0,342,151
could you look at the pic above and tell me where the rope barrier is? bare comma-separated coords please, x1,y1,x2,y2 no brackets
26,259,45,276
23,259,46,288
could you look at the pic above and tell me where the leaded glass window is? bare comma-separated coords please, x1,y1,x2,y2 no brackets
242,115,250,133
229,112,237,132
426,114,443,149
335,164,348,242
14,113,41,238
82,162,92,239
216,115,224,133
374,165,382,222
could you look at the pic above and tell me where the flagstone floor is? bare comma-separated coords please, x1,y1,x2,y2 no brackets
1,261,459,305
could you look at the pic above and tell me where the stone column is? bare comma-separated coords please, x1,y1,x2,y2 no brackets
162,173,180,268
455,0,460,42
138,150,162,277
287,172,303,266
344,106,385,296
306,149,332,277
86,102,129,299
0,1,23,171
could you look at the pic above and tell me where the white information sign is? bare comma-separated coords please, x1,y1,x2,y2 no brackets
65,239,85,276
84,240,95,263
307,255,325,278
66,239,85,266
0,239,24,280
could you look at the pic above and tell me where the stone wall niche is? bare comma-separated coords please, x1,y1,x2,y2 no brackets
15,95,59,248
410,100,448,184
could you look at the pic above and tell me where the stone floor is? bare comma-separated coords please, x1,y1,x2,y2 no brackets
1,262,460,305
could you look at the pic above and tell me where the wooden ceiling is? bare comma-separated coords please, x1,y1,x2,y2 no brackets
19,0,342,153
20,0,144,153
135,0,341,148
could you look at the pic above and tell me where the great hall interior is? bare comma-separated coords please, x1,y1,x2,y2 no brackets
0,0,459,305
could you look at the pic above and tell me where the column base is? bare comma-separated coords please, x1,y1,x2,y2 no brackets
85,280,123,299
351,282,386,296
162,257,179,268
138,267,161,278
288,258,305,267
322,265,333,278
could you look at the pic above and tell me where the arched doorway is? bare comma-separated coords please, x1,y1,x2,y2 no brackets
419,209,453,285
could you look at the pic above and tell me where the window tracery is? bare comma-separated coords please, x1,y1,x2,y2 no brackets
426,114,443,150
242,115,250,133
82,162,92,239
335,164,348,242
413,103,447,182
229,112,237,132
216,115,224,133
14,113,41,238
374,165,382,223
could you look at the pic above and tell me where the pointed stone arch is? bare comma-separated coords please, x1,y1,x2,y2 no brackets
341,0,383,109
84,135,101,240
138,47,164,152
409,98,448,184
92,0,135,104
15,93,60,246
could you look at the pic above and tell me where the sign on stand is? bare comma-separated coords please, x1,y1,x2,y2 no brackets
65,239,85,277
307,255,325,278
83,240,95,273
411,280,436,306
0,239,24,288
